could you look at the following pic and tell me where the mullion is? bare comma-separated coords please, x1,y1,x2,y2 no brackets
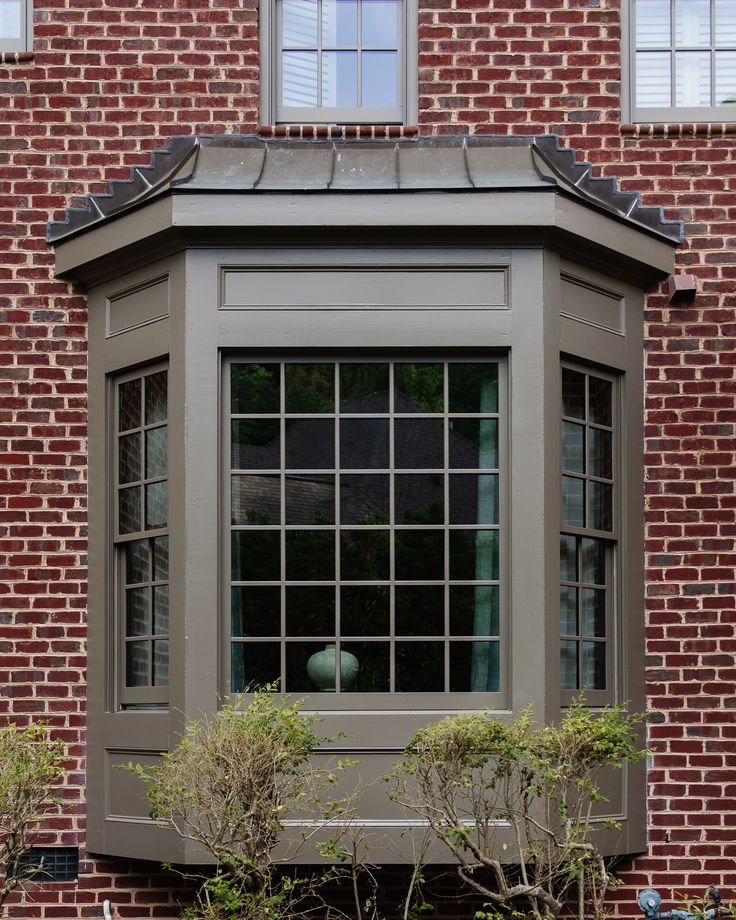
388,361,396,692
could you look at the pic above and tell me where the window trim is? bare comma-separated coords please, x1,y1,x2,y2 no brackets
623,0,736,123
259,0,418,125
222,352,508,710
0,0,32,53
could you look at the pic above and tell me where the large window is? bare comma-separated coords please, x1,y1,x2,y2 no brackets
227,358,503,696
115,367,170,708
261,0,416,123
0,0,32,52
560,366,616,700
628,0,736,121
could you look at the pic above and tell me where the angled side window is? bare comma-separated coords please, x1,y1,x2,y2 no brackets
627,0,736,121
0,0,33,52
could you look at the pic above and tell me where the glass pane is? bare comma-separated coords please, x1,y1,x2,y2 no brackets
119,486,142,534
119,433,142,484
285,363,334,412
145,426,167,479
582,588,606,638
145,481,167,529
588,481,613,532
395,530,444,580
286,531,335,580
588,375,612,426
395,474,444,524
449,474,498,525
396,642,444,691
322,51,358,106
126,641,149,687
361,0,398,45
449,530,499,581
231,530,281,581
340,474,389,524
144,371,167,425
361,51,398,106
562,476,585,527
126,539,149,584
286,586,335,636
340,529,390,580
562,368,585,420
562,422,585,473
449,418,498,469
588,428,612,479
394,363,443,413
126,587,149,637
450,641,500,692
716,0,736,43
153,640,169,686
232,475,281,525
675,0,710,47
340,363,389,412
231,419,280,470
560,586,578,635
231,364,280,414
395,586,444,636
153,585,169,635
289,641,333,691
560,534,578,581
448,364,498,414
395,418,444,469
675,51,711,106
322,0,357,44
560,640,578,690
286,474,334,524
341,585,390,635
340,418,389,469
582,641,606,690
636,51,672,106
636,0,670,47
450,584,499,636
715,52,736,105
119,378,141,432
282,0,318,46
582,537,606,584
231,642,280,692
232,586,281,637
341,642,389,691
0,0,22,38
283,51,319,105
285,419,334,469
153,536,169,581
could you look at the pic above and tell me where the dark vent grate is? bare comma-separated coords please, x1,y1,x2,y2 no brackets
17,847,79,882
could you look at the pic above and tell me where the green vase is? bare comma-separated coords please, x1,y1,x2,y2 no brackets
307,644,359,692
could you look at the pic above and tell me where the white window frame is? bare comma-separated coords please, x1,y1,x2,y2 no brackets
259,0,418,124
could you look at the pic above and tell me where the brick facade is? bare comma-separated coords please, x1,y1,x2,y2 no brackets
1,0,734,916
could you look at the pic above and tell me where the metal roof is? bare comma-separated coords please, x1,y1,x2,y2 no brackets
47,135,683,244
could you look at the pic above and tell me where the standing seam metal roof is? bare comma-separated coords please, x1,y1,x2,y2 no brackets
46,135,683,244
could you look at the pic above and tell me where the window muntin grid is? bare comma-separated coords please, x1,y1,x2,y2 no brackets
277,0,403,121
227,359,503,695
559,535,609,691
632,0,736,115
115,368,169,702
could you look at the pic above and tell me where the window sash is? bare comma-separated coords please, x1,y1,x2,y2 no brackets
0,0,32,53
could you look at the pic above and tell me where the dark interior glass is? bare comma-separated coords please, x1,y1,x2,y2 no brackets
287,641,331,692
145,481,167,529
395,586,444,635
285,363,334,412
448,363,498,413
340,529,390,580
395,530,444,580
582,588,605,637
145,427,167,480
562,476,585,527
560,639,578,689
341,642,390,692
232,530,280,582
340,474,389,524
144,371,167,425
233,641,280,692
582,640,606,690
340,418,389,469
285,419,334,469
231,363,280,414
285,474,334,524
562,368,585,420
119,432,141,485
562,421,585,473
119,486,142,534
588,481,612,531
450,641,499,691
395,418,444,469
581,537,605,584
119,378,141,432
450,584,499,635
152,640,169,686
285,585,335,636
126,587,149,636
449,530,499,581
286,531,335,580
126,641,149,687
340,363,389,413
341,585,390,635
588,376,612,426
449,419,498,469
559,534,577,581
126,539,149,584
395,641,444,691
231,419,280,470
232,475,281,525
394,363,443,413
560,585,578,635
589,427,612,479
231,586,281,637
153,536,169,581
395,474,444,524
449,474,498,525
153,585,169,634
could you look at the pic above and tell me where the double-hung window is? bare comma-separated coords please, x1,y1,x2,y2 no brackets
0,0,32,52
262,0,417,123
628,0,736,121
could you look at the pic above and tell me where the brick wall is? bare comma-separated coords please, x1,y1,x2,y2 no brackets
1,0,735,916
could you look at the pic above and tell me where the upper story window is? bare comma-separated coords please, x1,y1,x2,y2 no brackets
0,0,32,52
628,0,736,121
261,0,417,124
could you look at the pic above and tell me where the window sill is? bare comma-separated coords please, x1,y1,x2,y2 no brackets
258,124,419,140
621,122,736,137
0,51,33,63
